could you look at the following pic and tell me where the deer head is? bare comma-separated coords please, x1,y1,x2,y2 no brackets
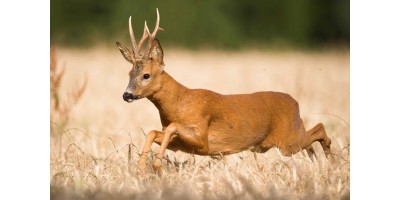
116,9,164,102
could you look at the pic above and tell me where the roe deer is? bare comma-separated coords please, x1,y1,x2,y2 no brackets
116,9,332,174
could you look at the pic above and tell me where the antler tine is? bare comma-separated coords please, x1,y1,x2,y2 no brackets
129,16,139,55
152,8,161,38
137,21,150,51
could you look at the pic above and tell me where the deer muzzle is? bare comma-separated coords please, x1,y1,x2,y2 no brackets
123,92,140,102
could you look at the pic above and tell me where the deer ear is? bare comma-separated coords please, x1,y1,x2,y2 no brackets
149,39,164,68
116,42,135,64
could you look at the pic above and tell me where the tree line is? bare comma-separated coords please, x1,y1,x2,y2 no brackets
51,0,349,49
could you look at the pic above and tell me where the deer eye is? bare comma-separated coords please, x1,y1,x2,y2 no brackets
143,74,151,79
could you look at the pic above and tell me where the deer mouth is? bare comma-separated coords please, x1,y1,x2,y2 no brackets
123,92,141,102
126,95,141,103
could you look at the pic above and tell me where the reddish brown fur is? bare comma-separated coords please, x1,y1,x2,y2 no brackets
116,10,331,174
146,72,331,157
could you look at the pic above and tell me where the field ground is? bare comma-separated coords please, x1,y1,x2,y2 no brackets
50,47,349,199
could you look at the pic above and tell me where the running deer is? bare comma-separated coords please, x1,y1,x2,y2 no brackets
116,9,331,174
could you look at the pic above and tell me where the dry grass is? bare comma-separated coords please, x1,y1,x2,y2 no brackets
50,46,87,131
50,46,349,200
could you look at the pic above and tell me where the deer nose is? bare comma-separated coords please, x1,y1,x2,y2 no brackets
123,92,135,102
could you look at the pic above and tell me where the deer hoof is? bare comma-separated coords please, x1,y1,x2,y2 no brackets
152,161,163,175
138,160,148,174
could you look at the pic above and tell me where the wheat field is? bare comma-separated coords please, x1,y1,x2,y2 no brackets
50,46,349,199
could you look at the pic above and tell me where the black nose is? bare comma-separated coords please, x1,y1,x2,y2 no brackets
123,92,135,101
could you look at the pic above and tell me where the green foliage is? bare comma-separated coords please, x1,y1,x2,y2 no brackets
50,0,349,49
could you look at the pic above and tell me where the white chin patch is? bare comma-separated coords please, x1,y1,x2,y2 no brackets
127,99,134,103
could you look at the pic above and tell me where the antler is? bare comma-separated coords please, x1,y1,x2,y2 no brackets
129,17,149,56
128,16,139,55
138,21,150,51
128,8,163,59
145,8,164,53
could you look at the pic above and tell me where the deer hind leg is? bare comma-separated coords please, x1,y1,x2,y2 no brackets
303,123,331,157
152,123,208,175
305,145,316,160
300,120,317,159
138,130,165,173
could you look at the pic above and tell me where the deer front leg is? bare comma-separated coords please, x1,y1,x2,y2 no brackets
138,130,164,173
152,123,208,174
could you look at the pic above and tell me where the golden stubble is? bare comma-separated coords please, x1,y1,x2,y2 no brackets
50,46,349,199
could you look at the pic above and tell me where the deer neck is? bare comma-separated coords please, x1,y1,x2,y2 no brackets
147,72,188,116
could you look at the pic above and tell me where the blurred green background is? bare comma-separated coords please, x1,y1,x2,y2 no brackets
50,0,349,49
